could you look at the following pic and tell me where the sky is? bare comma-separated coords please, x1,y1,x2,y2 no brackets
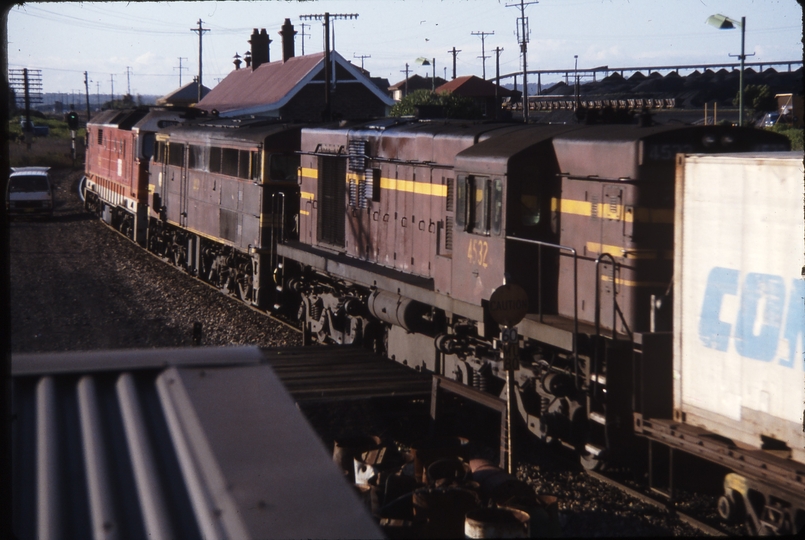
5,0,803,99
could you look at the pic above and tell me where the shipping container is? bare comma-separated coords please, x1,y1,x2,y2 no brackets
673,151,805,463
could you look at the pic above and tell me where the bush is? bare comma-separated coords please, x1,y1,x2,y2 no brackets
390,89,483,119
768,124,804,151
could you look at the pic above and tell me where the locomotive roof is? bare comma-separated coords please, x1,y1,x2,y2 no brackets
552,124,792,180
159,118,303,145
88,107,187,132
454,124,585,175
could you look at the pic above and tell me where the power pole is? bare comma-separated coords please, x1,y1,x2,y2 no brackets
96,81,100,111
353,53,371,70
84,71,91,122
299,12,359,121
494,47,503,119
471,30,494,79
299,22,310,55
125,66,132,96
110,73,115,106
175,57,188,86
401,63,411,96
191,19,210,103
447,47,461,79
506,0,537,123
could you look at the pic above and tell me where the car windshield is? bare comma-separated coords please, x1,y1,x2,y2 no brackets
8,176,49,193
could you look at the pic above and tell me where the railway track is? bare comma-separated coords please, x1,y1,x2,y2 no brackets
584,469,729,536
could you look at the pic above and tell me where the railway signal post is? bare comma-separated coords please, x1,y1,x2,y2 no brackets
67,110,79,165
489,283,529,473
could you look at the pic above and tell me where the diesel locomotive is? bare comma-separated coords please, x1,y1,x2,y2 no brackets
82,108,801,533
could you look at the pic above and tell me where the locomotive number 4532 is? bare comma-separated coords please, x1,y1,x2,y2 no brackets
467,239,489,268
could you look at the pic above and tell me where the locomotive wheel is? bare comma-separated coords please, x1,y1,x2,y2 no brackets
236,262,254,303
172,245,186,268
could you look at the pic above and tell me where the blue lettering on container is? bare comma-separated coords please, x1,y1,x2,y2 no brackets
734,273,785,361
699,267,805,370
698,267,738,351
779,279,805,369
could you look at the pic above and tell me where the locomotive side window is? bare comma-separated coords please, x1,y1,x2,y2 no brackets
209,147,222,173
251,152,262,181
222,148,239,177
472,175,490,235
520,194,541,226
268,154,301,182
238,151,250,179
154,141,166,164
491,179,503,236
455,175,468,229
168,144,184,167
189,145,206,171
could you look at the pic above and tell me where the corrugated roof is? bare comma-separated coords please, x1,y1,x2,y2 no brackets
156,81,211,106
435,75,517,98
11,346,382,539
196,51,393,118
197,53,325,115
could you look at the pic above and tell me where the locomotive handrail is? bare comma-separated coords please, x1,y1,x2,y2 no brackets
505,236,580,389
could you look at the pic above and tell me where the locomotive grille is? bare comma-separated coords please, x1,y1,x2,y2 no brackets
445,178,454,211
348,139,367,172
349,178,358,207
445,216,454,251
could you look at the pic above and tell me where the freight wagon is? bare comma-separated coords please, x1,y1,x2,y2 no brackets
636,151,805,536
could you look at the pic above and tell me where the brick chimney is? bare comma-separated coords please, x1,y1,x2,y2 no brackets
279,19,296,62
249,28,271,70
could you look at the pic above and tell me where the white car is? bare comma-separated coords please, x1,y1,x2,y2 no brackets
6,166,54,218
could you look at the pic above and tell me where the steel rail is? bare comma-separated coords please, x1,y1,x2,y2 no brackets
585,469,728,537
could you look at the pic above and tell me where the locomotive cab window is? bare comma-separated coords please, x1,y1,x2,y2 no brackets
267,153,300,183
456,175,502,236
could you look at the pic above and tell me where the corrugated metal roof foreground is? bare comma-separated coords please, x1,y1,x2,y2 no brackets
11,346,382,540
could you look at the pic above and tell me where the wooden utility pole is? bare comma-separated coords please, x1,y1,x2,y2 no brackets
471,30,494,79
191,19,210,102
175,57,188,86
354,53,371,70
494,47,503,119
400,63,411,97
84,71,91,122
300,12,359,121
506,0,538,123
299,22,310,54
447,46,461,79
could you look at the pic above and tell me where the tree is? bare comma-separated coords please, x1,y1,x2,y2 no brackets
390,89,483,119
734,84,777,113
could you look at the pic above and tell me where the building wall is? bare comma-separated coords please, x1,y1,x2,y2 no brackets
282,83,388,122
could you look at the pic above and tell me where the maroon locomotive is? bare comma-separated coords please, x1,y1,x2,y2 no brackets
276,120,790,467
